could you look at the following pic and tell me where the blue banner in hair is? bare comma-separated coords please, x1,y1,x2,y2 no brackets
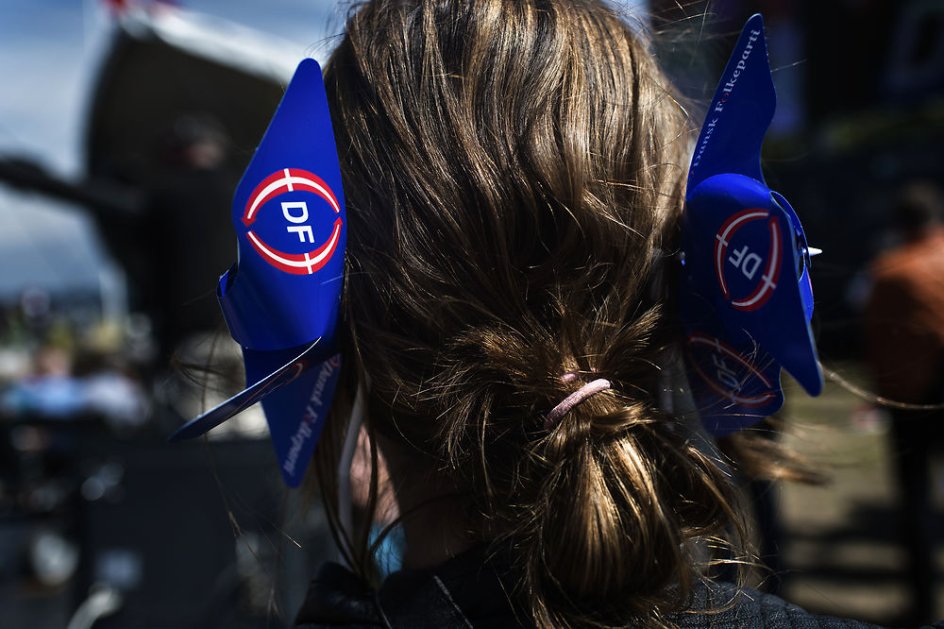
680,14,822,435
170,59,347,487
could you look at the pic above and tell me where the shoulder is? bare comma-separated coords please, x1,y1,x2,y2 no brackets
295,560,932,629
671,581,892,629
870,247,912,283
872,230,944,280
294,560,481,629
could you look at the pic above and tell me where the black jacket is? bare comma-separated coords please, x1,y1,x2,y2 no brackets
294,550,941,629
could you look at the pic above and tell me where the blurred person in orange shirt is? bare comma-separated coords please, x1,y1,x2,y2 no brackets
865,181,944,624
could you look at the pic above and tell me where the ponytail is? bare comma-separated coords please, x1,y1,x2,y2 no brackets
320,0,749,625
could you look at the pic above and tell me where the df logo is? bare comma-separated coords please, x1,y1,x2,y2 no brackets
713,208,781,311
686,333,776,407
241,168,343,275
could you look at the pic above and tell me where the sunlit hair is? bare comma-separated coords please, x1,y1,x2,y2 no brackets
316,0,748,626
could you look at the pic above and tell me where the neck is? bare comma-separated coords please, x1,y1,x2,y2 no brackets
377,436,474,570
398,492,473,570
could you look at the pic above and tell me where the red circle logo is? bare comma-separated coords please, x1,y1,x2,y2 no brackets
713,208,782,311
242,168,343,275
687,333,776,407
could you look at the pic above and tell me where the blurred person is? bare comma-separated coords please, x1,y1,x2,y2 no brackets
1,344,83,419
145,114,236,363
865,181,944,624
71,347,150,430
144,116,260,434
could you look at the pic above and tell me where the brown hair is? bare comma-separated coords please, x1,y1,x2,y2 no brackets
316,0,747,626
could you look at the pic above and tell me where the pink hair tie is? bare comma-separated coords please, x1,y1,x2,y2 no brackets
544,374,612,430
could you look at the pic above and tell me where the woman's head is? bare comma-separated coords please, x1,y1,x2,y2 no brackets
321,0,743,625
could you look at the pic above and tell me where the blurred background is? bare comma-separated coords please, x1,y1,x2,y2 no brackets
0,0,941,627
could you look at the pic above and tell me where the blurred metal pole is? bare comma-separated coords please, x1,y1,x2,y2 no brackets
66,585,123,629
0,157,143,219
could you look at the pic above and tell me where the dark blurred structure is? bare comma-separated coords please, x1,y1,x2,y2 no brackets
73,437,330,629
0,407,331,628
141,115,237,360
85,15,285,355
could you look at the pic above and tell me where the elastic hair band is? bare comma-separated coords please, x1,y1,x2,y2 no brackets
545,375,612,430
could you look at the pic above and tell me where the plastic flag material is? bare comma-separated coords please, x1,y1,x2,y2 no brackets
169,59,346,487
680,14,823,435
